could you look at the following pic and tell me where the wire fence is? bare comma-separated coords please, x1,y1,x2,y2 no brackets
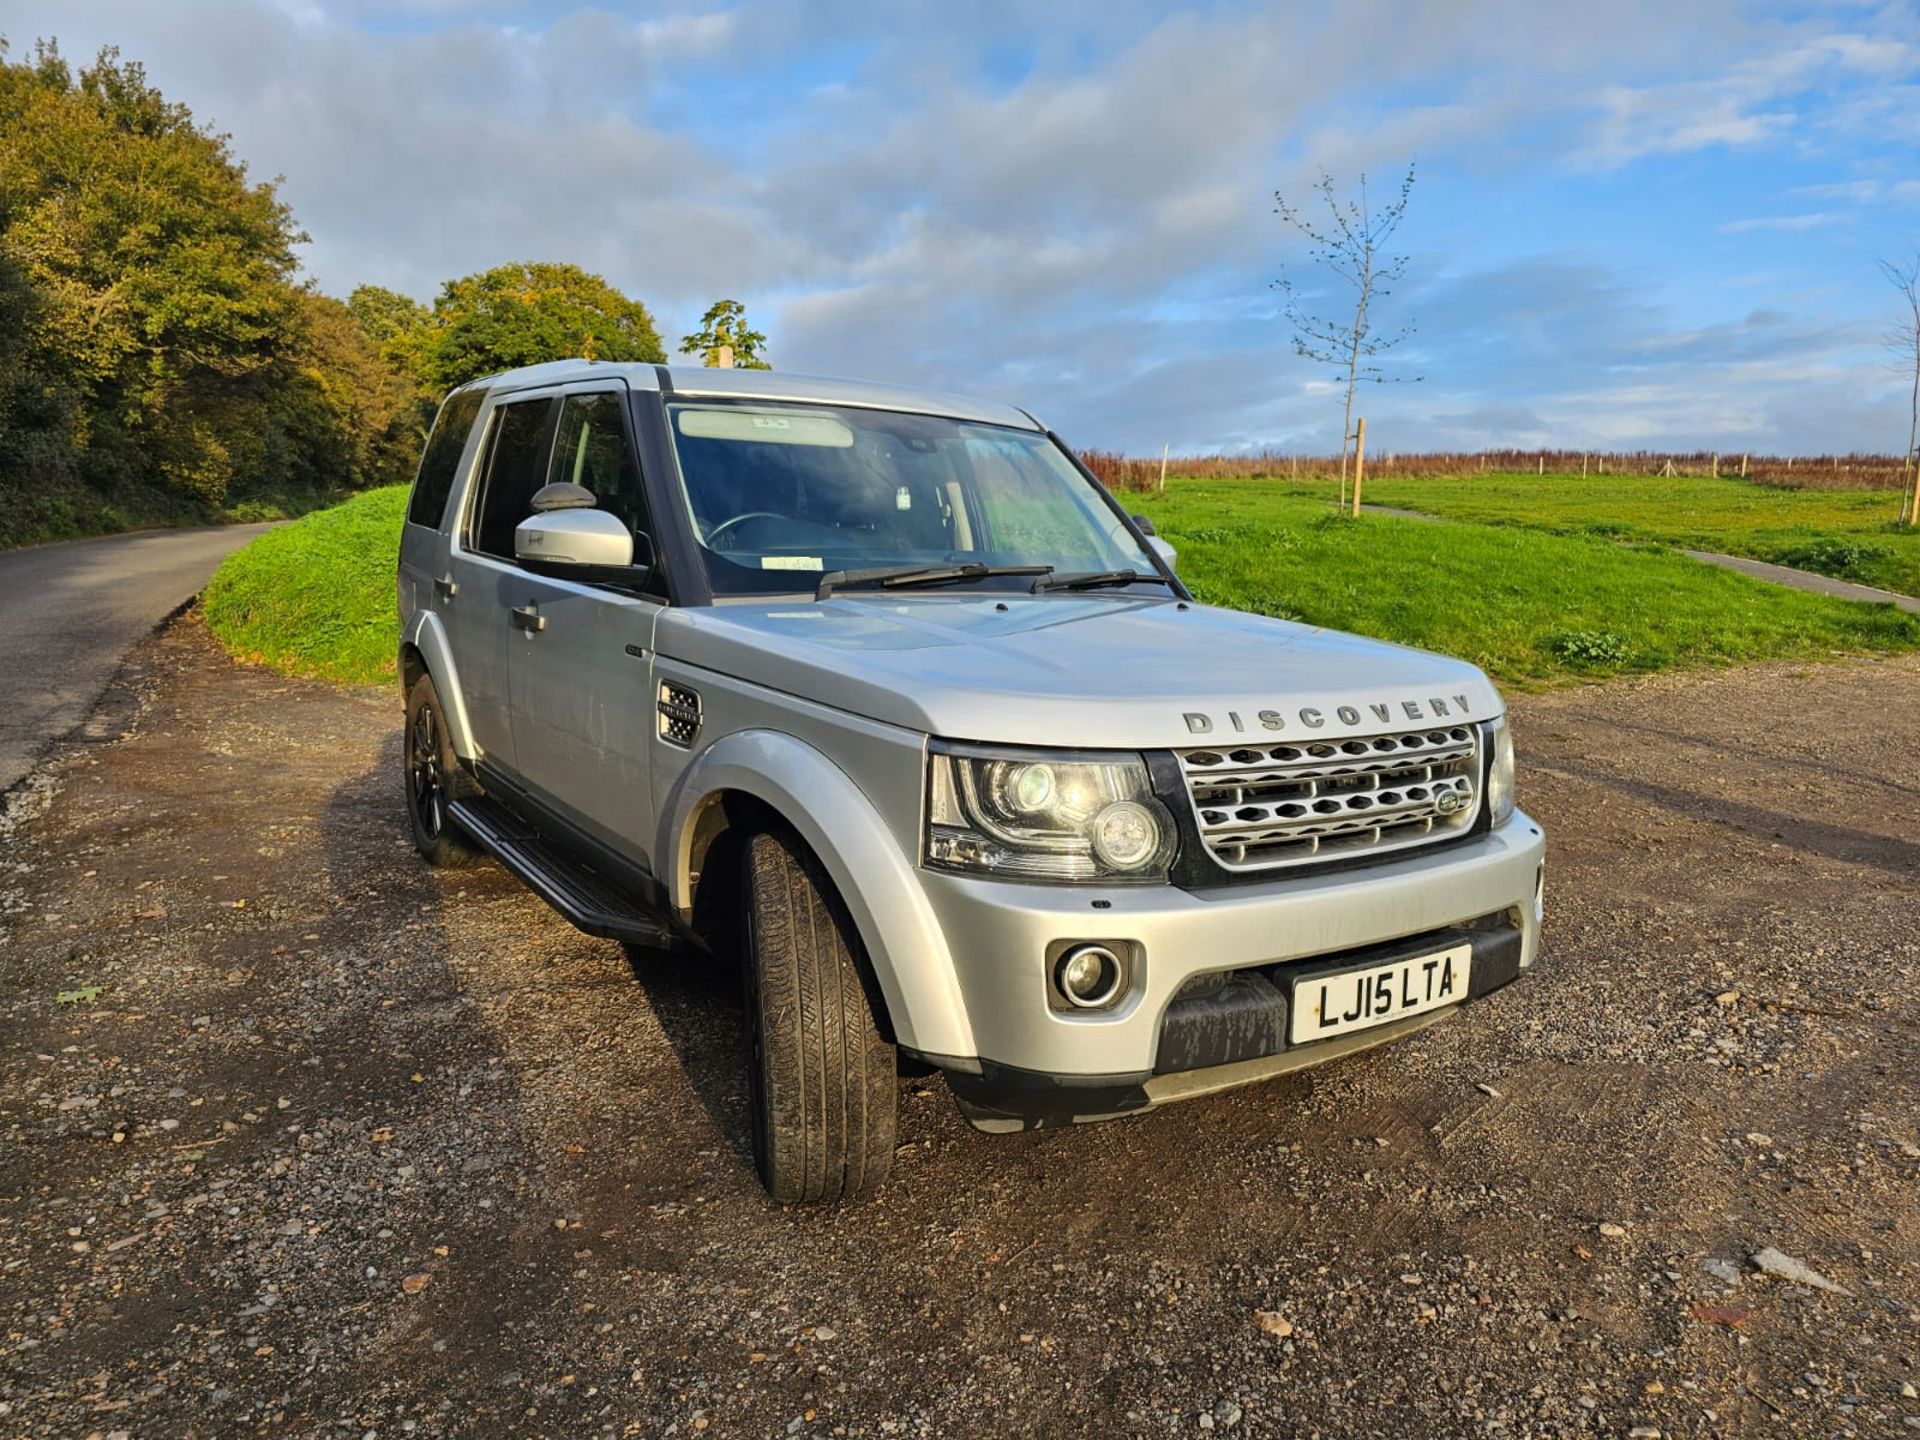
1079,447,1916,494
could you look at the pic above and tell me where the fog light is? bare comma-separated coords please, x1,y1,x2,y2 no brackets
1055,943,1125,1009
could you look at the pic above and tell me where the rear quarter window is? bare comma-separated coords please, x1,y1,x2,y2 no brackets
407,388,487,529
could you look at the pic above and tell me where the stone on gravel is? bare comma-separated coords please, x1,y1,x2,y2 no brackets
1252,1309,1293,1338
1750,1246,1853,1296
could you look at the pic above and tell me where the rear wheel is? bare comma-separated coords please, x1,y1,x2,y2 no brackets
403,673,479,869
742,829,896,1202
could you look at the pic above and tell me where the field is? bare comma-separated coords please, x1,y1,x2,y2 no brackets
200,478,1920,691
1134,481,1920,684
1349,470,1920,599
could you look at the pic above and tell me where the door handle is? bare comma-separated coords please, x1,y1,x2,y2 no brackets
510,603,545,633
434,575,458,600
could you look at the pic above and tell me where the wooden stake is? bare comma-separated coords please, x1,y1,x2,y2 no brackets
1350,417,1367,518
1159,442,1169,493
1740,453,1749,478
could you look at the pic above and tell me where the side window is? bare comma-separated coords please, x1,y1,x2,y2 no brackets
548,391,652,540
467,398,558,560
407,388,485,529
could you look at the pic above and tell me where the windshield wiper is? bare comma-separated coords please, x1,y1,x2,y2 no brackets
1030,569,1171,593
816,562,1054,599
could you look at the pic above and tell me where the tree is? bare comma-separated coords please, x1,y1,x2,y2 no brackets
347,284,428,352
0,39,441,543
347,283,436,427
0,39,303,509
681,298,770,369
413,262,665,394
1883,253,1920,528
267,291,420,497
1273,165,1420,508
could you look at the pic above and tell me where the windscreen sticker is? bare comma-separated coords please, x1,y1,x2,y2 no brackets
760,556,825,571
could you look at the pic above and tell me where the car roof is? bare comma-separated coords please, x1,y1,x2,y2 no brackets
463,360,1042,430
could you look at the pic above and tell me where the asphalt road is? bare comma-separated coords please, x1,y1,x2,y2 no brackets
0,524,274,794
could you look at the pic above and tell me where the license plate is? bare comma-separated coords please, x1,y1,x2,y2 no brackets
1289,944,1473,1045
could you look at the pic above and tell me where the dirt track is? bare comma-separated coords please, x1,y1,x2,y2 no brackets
2,617,1917,1439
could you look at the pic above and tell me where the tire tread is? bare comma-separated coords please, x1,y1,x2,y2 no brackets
746,830,895,1202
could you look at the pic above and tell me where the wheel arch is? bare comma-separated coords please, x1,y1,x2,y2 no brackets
661,731,974,1060
398,609,479,761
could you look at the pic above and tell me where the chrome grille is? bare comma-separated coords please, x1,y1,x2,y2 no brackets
1180,724,1480,872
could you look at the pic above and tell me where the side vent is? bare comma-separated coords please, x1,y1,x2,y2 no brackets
657,680,702,748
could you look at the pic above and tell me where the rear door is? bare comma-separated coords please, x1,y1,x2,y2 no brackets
443,392,561,776
398,386,486,631
505,383,664,864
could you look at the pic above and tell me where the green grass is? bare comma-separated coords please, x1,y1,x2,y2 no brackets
202,485,408,686
1350,470,1920,598
1137,481,1920,686
204,477,1920,692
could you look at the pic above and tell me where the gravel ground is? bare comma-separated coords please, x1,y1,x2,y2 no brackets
2,617,1917,1440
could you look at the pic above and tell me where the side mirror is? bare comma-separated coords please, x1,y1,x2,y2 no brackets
516,507,633,568
1131,513,1159,537
1145,535,1177,572
515,509,656,590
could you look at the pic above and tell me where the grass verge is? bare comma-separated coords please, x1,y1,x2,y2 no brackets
202,485,408,686
1138,482,1920,685
1350,470,1920,598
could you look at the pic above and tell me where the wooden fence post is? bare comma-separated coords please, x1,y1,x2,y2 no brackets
1158,442,1169,494
1351,418,1367,518
1740,453,1749,478
1711,453,1719,478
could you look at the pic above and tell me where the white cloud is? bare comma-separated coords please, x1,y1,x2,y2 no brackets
1718,212,1843,233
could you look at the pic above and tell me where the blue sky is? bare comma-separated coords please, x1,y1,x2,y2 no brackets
9,0,1920,454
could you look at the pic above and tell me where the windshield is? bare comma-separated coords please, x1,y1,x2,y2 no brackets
664,401,1157,596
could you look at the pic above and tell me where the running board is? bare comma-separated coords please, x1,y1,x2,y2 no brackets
446,796,674,950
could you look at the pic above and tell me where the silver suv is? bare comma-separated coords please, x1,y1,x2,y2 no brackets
397,361,1546,1202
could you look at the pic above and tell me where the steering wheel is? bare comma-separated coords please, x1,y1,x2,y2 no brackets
706,511,790,552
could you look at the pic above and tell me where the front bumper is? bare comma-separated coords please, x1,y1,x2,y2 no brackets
913,809,1545,1128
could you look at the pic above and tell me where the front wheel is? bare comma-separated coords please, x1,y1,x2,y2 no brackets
742,830,896,1202
403,673,479,869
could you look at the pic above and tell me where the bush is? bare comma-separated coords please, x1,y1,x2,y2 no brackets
1544,630,1632,668
1769,538,1891,581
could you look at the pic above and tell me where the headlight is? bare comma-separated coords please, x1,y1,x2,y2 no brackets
926,742,1175,882
1487,714,1515,825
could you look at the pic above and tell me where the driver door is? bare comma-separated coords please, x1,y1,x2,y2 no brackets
504,384,663,866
